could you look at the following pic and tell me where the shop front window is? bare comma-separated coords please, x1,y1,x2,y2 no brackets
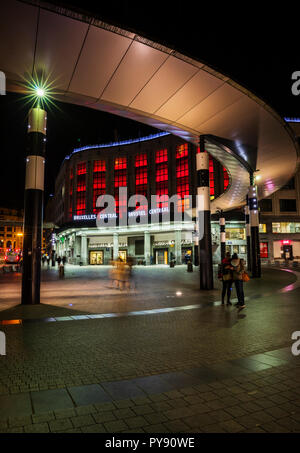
272,222,300,233
259,224,267,233
226,228,246,240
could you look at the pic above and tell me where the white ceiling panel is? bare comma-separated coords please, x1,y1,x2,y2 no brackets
0,1,38,78
130,56,198,113
101,40,169,105
35,10,88,90
179,84,242,130
198,96,261,147
69,25,132,98
155,70,224,121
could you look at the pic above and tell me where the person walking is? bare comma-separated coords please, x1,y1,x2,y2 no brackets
57,256,61,266
231,253,246,311
220,252,233,306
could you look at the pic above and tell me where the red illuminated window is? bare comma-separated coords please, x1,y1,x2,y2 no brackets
224,167,229,191
94,160,106,172
93,161,106,213
260,242,268,258
176,157,188,178
156,183,168,208
176,143,188,159
69,168,73,219
176,145,189,211
77,162,86,175
156,150,168,208
136,167,147,186
155,149,168,163
76,192,86,215
156,163,168,182
209,157,214,200
135,153,147,167
77,175,86,192
115,157,127,170
134,154,148,211
76,163,86,215
114,169,127,188
114,161,127,216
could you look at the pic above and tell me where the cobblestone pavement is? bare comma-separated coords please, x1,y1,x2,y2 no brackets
0,266,299,433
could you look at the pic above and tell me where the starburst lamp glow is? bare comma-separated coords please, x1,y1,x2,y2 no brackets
36,87,45,98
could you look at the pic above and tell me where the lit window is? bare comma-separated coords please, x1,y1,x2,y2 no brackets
176,143,188,159
115,157,127,170
76,163,86,215
135,153,147,167
77,162,86,175
209,157,214,200
259,224,267,233
272,222,300,233
94,160,106,172
155,149,168,163
176,145,189,212
226,228,246,240
93,161,106,214
156,163,168,182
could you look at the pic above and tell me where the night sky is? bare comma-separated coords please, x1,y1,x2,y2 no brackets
0,1,299,210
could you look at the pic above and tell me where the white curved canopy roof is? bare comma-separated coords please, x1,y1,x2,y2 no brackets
0,0,298,212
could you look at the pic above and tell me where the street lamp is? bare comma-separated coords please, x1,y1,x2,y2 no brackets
21,82,48,305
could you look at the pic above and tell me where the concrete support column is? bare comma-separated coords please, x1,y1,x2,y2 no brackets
113,233,119,261
81,234,88,265
175,230,182,264
219,211,226,262
245,196,251,271
22,107,47,305
197,136,213,290
144,231,151,265
248,183,261,278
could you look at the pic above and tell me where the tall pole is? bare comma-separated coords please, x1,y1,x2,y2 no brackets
197,136,213,290
248,174,261,278
219,210,226,262
245,195,252,272
21,107,47,304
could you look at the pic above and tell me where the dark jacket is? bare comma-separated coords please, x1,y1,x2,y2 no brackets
221,258,232,281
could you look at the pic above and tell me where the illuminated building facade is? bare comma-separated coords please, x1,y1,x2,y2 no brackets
52,133,232,265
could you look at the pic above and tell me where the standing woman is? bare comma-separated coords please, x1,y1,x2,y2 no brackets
220,252,233,306
231,253,246,311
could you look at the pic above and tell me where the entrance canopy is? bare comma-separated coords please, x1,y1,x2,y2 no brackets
0,0,298,211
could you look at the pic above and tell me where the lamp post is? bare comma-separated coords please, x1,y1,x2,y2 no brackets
21,88,47,305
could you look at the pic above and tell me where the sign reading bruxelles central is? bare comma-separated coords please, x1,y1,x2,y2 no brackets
72,188,199,228
73,206,169,221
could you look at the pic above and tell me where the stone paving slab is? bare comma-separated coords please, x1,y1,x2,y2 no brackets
68,384,112,406
31,389,74,414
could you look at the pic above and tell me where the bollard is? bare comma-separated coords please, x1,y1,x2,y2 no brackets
59,263,64,279
187,261,193,272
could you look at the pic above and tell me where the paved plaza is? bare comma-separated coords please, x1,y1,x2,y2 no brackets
0,265,300,433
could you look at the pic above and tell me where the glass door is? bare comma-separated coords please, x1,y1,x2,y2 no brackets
90,251,104,265
118,250,127,262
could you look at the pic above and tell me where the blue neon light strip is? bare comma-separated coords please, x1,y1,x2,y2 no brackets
284,117,300,123
73,132,170,153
